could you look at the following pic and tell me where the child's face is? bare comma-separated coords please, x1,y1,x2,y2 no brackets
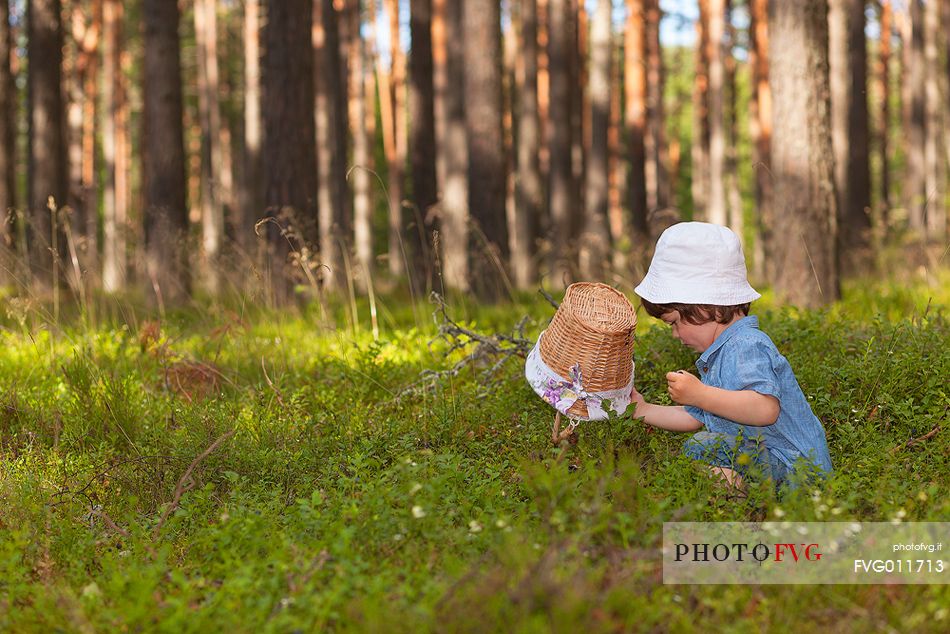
660,311,722,353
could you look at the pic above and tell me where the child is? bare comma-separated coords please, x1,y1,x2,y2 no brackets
631,222,833,490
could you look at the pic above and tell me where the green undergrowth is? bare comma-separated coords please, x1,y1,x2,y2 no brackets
1,272,948,632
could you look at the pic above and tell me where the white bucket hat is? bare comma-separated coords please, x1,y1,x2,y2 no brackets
634,222,760,305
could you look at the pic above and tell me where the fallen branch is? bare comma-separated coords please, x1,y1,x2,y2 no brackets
890,424,941,454
261,356,287,407
91,507,131,538
152,429,236,540
398,292,534,398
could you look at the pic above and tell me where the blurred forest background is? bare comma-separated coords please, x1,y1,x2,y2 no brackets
0,0,948,311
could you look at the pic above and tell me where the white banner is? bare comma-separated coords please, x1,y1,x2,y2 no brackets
663,522,948,584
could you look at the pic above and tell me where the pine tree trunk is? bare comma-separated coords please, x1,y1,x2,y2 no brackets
66,6,89,275
79,0,101,280
724,0,743,240
625,0,649,257
579,0,611,280
692,0,710,220
240,0,262,254
644,0,667,212
877,0,891,234
829,0,871,274
194,0,226,293
905,0,926,233
142,0,189,303
464,0,508,300
513,0,542,289
706,0,727,226
769,0,839,307
923,0,944,241
548,0,575,285
607,29,626,273
349,0,374,288
1,0,17,285
572,0,586,224
432,0,446,188
314,0,348,291
102,0,127,292
749,0,772,281
944,0,950,212
261,0,318,303
538,0,550,183
116,40,130,287
27,0,67,289
380,0,407,281
438,0,469,290
409,0,437,292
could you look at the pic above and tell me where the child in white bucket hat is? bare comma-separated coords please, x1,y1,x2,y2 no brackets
632,222,832,491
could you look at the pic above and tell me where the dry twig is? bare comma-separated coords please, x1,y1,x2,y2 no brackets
398,292,534,398
890,424,941,454
152,429,236,540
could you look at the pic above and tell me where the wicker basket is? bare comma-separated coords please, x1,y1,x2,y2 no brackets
539,282,636,418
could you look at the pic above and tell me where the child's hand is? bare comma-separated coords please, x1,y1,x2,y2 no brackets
665,370,705,407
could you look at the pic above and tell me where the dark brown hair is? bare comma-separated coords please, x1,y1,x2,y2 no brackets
640,299,750,325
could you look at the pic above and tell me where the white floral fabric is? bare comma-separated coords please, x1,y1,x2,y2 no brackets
524,330,634,422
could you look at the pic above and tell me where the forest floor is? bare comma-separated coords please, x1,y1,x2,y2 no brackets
1,268,949,632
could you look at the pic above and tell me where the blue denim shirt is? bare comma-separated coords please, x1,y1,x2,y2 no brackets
683,316,834,475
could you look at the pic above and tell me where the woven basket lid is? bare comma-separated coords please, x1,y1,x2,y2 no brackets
536,283,636,418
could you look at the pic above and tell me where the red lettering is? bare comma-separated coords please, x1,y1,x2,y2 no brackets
774,543,801,562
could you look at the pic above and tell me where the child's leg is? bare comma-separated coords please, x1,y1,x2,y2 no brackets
683,431,748,492
707,465,745,490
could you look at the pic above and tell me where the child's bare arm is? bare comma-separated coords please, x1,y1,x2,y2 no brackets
666,371,779,426
630,387,704,432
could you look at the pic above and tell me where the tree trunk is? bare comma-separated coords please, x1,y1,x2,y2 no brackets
923,0,944,241
547,0,576,285
27,0,67,289
409,0,437,292
607,28,626,273
194,0,226,293
828,0,871,275
706,0,726,226
513,0,543,289
769,0,839,307
102,0,127,292
905,0,926,233
379,0,407,281
261,0,318,303
66,2,95,280
240,0,262,254
579,0,611,280
944,0,950,223
79,0,102,281
724,0,742,240
538,0,550,183
692,0,710,220
349,0,374,288
142,0,189,303
625,0,649,259
438,0,469,290
464,0,508,300
572,0,586,224
644,0,667,212
749,0,772,282
1,0,17,285
432,0,446,188
313,0,349,291
877,0,892,233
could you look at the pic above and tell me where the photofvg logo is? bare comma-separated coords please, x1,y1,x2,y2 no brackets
663,522,949,584
674,541,823,563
